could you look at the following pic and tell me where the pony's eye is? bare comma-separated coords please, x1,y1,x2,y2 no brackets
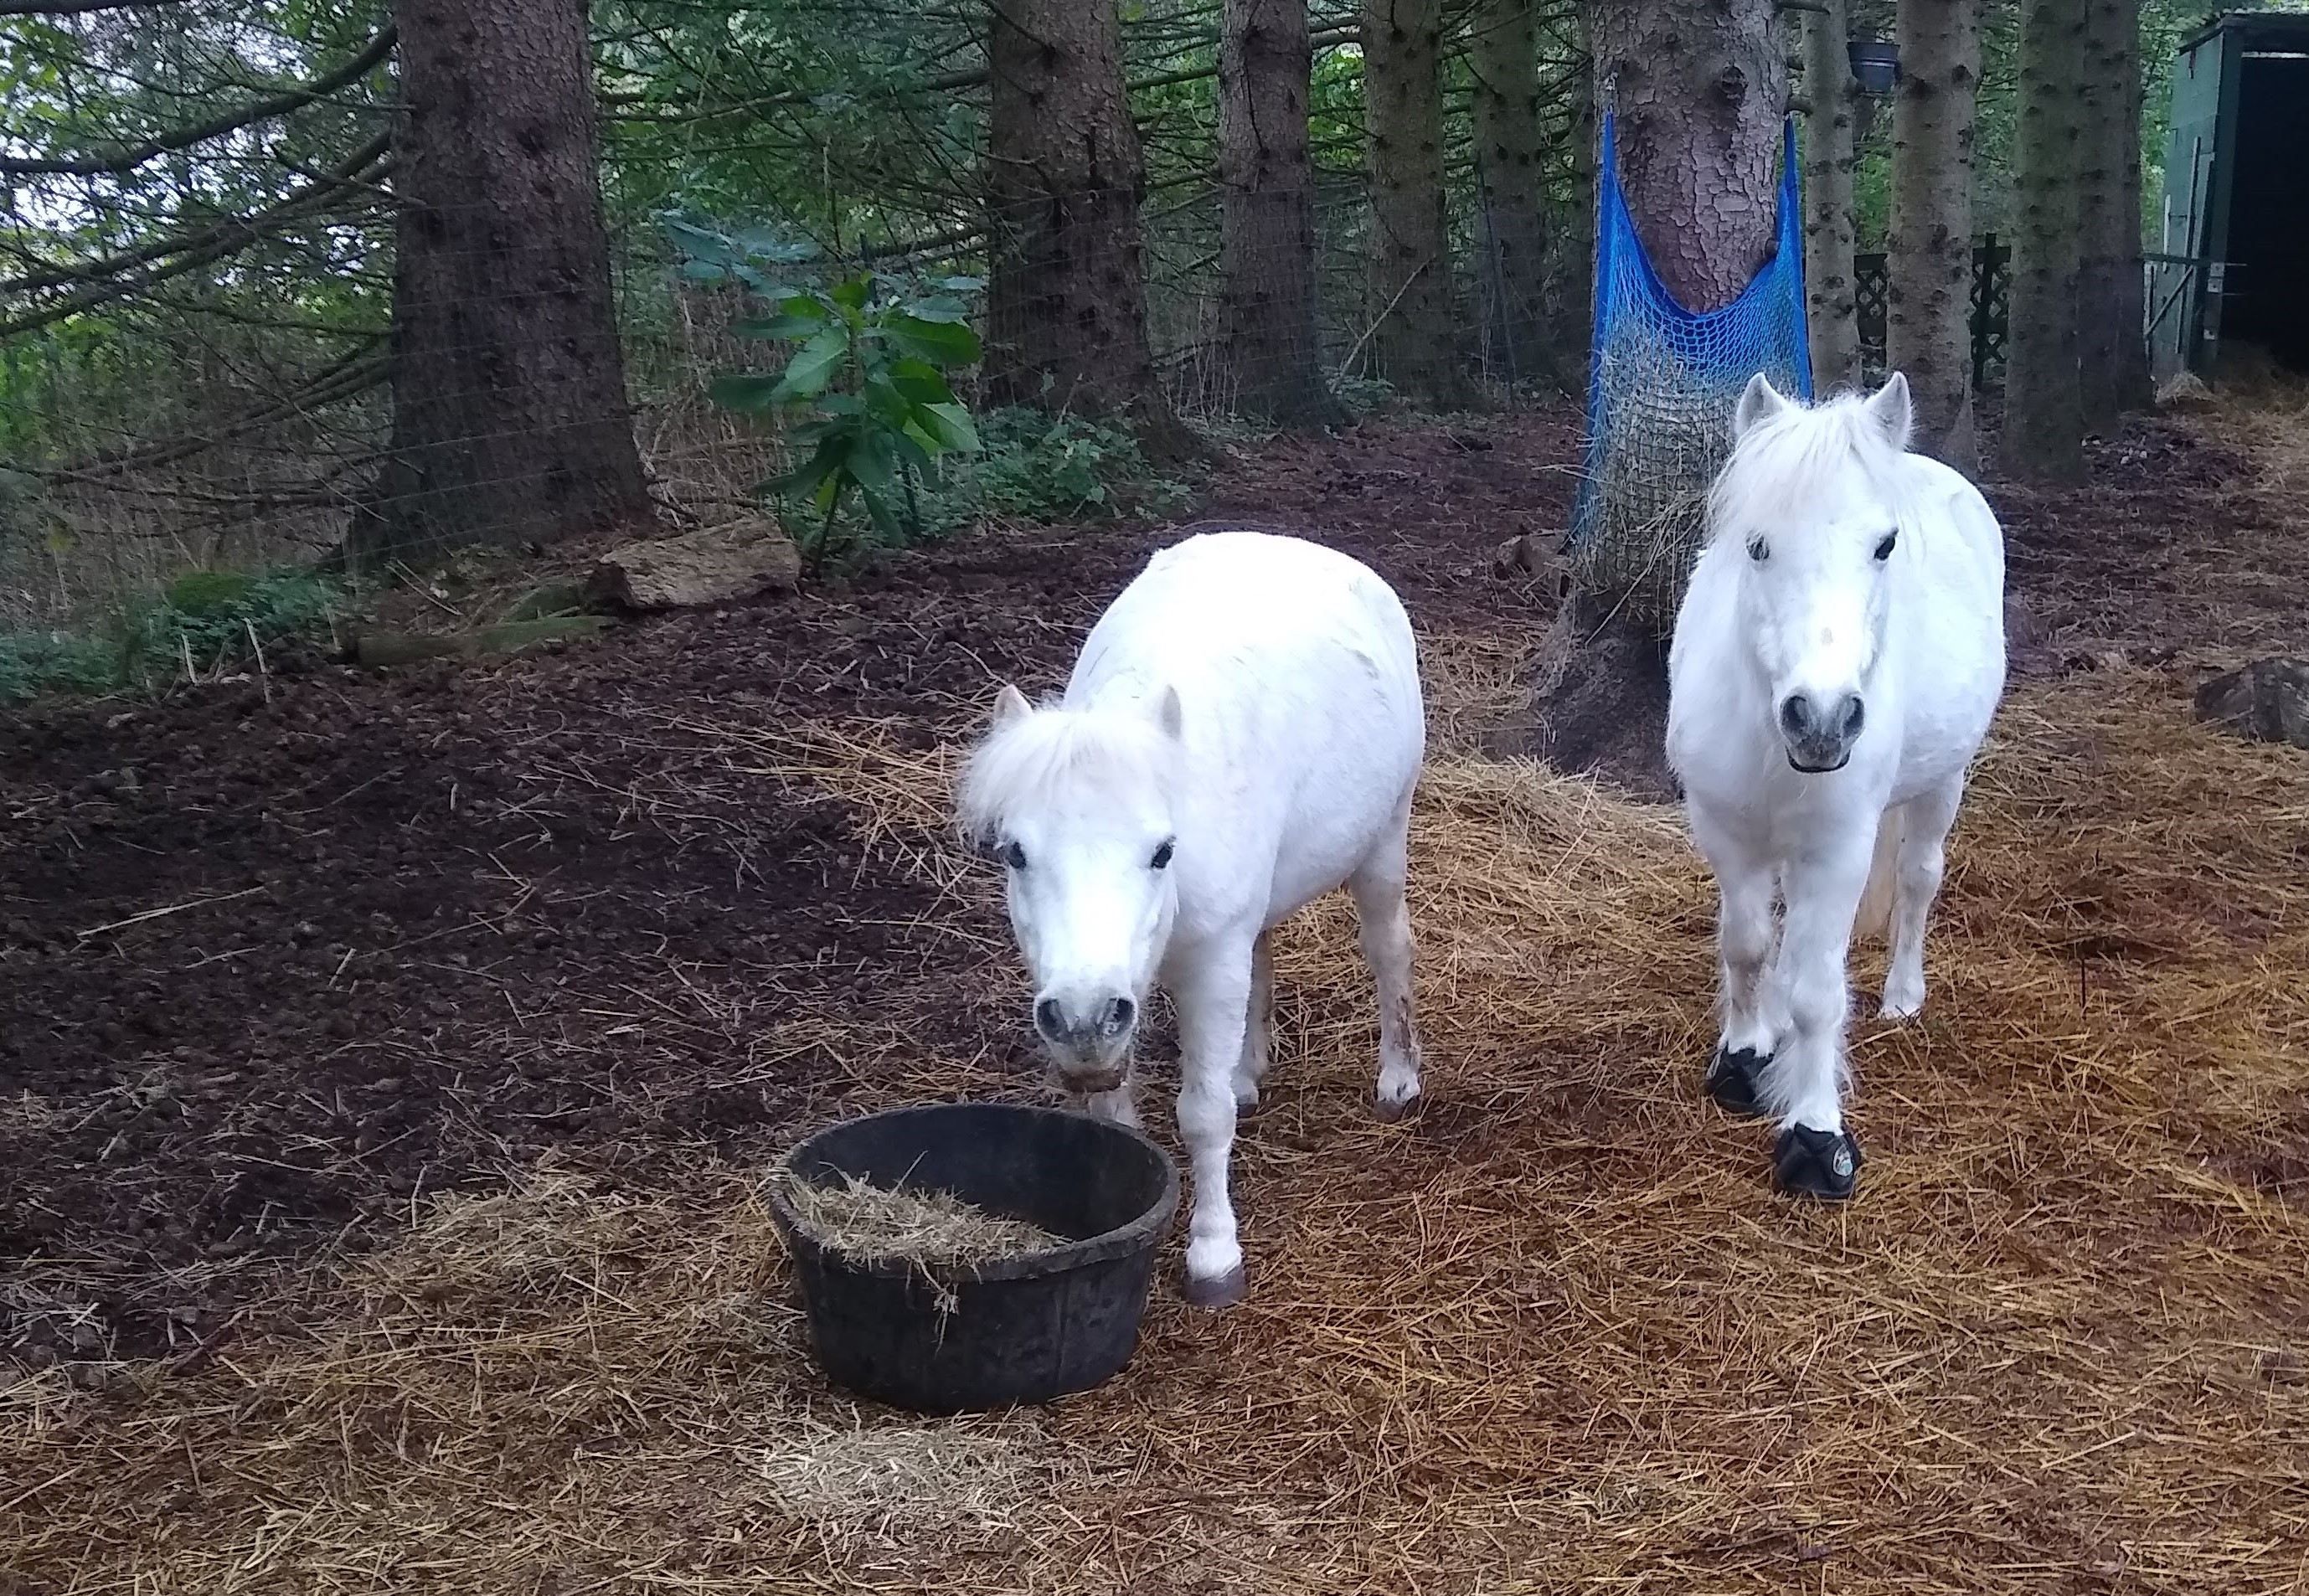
1149,839,1175,870
1747,536,1770,563
1002,840,1027,870
1873,532,1897,561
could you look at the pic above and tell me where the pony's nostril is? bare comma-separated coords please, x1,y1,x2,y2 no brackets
1033,997,1066,1040
1779,694,1812,738
1840,696,1866,739
1103,996,1137,1037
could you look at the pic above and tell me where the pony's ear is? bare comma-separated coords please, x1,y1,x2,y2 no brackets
1151,685,1184,743
990,682,1032,730
1733,372,1792,439
1865,370,1915,450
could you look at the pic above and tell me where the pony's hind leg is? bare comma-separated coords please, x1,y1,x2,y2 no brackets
1171,938,1257,1306
1691,807,1781,1117
1234,929,1274,1109
1880,775,1966,1020
1350,805,1423,1121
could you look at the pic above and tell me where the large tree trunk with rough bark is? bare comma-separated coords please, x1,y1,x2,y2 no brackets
2005,0,2089,481
1887,0,1981,473
1472,0,1556,389
1802,0,1861,394
361,0,650,564
2076,0,2151,427
1526,0,1785,797
984,0,1193,456
1363,0,1461,405
1587,0,1784,311
1219,0,1338,425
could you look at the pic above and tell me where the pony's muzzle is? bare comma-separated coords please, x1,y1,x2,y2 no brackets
1033,991,1138,1091
1778,690,1865,773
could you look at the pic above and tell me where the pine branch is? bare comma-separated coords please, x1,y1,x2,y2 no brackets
0,0,193,13
0,25,396,178
0,131,393,336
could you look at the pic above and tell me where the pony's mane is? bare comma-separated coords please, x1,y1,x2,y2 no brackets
1706,392,1908,544
956,699,1174,842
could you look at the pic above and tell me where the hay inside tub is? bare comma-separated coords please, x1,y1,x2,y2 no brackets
779,1171,1063,1268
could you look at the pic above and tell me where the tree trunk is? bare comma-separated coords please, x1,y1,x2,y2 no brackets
1886,0,1981,473
1802,0,1861,394
363,0,650,564
2005,0,2089,481
1219,0,1338,425
2076,0,2150,427
1554,9,1597,377
1472,0,1555,389
1363,0,1461,405
1587,0,1785,312
1528,0,1784,795
984,0,1194,457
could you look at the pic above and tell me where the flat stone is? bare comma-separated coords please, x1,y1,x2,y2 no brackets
587,518,801,610
2193,657,2309,750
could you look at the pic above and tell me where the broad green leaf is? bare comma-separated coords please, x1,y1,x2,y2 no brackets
829,275,872,315
770,326,849,402
887,358,959,407
679,260,728,285
731,312,830,342
707,373,786,413
917,400,981,453
885,314,980,368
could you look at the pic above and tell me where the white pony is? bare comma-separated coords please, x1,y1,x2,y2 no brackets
1666,371,2006,1199
959,528,1426,1306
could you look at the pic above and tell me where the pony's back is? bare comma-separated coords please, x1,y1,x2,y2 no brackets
1068,528,1419,708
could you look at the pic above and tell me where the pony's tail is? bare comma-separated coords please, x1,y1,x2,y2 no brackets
1854,805,1904,941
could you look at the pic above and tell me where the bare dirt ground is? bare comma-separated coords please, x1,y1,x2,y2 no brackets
3,400,2306,1594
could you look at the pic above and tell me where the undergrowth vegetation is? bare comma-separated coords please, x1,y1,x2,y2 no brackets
0,568,343,705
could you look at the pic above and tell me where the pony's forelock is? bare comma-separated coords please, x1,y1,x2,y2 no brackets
956,700,1176,845
1708,390,1907,544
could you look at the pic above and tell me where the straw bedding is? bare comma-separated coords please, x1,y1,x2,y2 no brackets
4,645,2303,1593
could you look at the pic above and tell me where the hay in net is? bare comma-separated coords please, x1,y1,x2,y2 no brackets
1569,110,1811,636
778,1170,1063,1265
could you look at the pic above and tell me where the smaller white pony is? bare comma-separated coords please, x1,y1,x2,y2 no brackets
959,528,1426,1306
1667,371,2006,1199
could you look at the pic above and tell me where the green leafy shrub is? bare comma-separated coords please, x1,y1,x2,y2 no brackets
0,569,343,704
678,236,982,566
966,408,1190,523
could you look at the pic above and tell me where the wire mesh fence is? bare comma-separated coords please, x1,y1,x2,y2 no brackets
0,177,1595,628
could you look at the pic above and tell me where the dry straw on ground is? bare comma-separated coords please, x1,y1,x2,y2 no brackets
4,649,2306,1593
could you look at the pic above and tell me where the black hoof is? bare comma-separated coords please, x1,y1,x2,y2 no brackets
1704,1046,1770,1118
1182,1263,1247,1309
1773,1124,1863,1201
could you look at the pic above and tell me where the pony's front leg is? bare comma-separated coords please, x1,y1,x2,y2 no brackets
1690,807,1781,1118
1760,839,1873,1200
1081,1069,1142,1130
1169,939,1255,1307
1880,775,1966,1020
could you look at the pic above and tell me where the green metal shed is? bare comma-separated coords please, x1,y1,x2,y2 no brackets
2151,9,2309,378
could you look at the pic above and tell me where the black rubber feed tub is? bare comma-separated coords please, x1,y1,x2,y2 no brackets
768,1102,1179,1414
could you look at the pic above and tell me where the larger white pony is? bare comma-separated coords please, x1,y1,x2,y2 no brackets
959,528,1425,1306
1667,371,2006,1200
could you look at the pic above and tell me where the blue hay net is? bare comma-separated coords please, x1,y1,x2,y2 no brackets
1565,111,1812,631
